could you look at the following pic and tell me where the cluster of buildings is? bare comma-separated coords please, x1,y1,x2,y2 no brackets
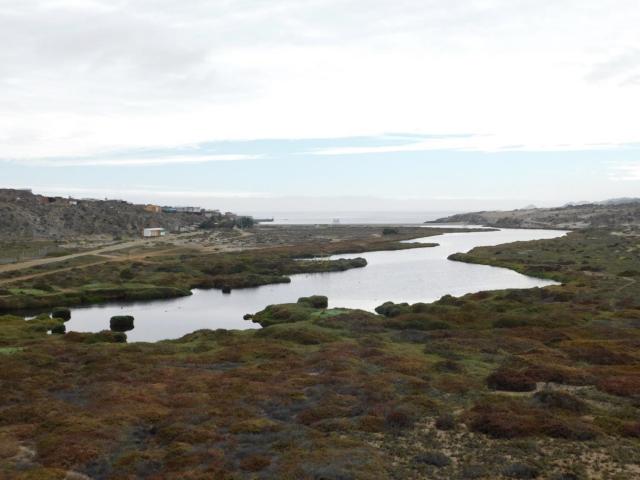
145,205,202,214
143,204,233,218
141,204,242,238
0,188,252,239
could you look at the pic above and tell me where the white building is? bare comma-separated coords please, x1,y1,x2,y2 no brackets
143,228,166,238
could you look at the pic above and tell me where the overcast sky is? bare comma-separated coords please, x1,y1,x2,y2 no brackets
1,0,640,213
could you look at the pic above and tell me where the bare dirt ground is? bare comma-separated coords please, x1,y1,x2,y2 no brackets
0,248,178,286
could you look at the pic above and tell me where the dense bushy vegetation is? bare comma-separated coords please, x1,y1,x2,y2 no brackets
0,229,639,477
51,306,71,321
109,315,135,332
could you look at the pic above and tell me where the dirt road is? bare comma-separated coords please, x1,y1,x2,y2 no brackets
0,248,181,286
0,239,156,275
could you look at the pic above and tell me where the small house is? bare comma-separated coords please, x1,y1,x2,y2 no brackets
143,228,166,238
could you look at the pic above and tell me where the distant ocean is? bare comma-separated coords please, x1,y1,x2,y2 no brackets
244,211,461,225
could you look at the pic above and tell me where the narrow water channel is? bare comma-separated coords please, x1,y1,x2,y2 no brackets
65,228,566,342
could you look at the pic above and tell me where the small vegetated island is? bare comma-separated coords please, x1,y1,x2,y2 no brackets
0,191,639,478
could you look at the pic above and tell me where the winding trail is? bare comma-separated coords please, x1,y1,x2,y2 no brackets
0,239,153,275
0,229,259,286
0,248,179,286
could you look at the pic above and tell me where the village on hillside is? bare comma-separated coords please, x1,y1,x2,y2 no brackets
0,188,253,239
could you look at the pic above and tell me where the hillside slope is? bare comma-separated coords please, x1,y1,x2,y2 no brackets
0,189,207,239
431,202,640,229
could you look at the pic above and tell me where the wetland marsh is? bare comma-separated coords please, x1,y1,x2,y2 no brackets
65,228,565,341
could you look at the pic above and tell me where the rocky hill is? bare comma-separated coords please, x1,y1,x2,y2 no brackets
0,188,212,239
430,201,640,230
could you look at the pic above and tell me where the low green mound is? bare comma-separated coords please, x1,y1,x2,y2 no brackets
297,295,328,308
110,315,135,332
252,296,331,327
251,303,316,327
533,390,587,413
375,301,410,317
50,323,66,335
51,307,71,321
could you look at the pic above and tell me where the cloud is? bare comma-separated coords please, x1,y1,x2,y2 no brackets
4,153,262,167
10,185,267,199
622,74,640,86
1,0,640,160
586,48,640,85
306,136,631,156
608,162,640,181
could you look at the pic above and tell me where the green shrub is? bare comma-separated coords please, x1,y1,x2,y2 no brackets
460,464,489,479
434,360,463,373
50,323,66,334
385,409,414,431
251,303,315,327
550,473,580,480
619,269,640,277
110,315,135,332
375,301,410,317
436,294,465,306
415,451,451,468
542,420,598,441
119,268,135,280
51,307,71,321
503,463,539,479
435,413,456,431
297,295,328,308
32,280,54,292
235,216,254,229
493,316,529,328
468,401,540,438
382,228,399,235
533,390,586,413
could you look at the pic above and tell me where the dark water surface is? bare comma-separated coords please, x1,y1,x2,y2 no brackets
65,228,566,342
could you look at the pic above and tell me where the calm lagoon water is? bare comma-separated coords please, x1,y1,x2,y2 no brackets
65,228,566,342
248,210,458,225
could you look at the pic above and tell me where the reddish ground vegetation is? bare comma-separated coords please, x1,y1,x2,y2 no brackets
596,375,640,398
1,228,640,478
486,368,537,392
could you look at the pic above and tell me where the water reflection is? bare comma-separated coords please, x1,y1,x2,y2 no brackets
65,228,566,342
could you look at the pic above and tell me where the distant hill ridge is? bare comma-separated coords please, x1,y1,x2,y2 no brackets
0,188,220,239
431,199,640,230
563,198,640,207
